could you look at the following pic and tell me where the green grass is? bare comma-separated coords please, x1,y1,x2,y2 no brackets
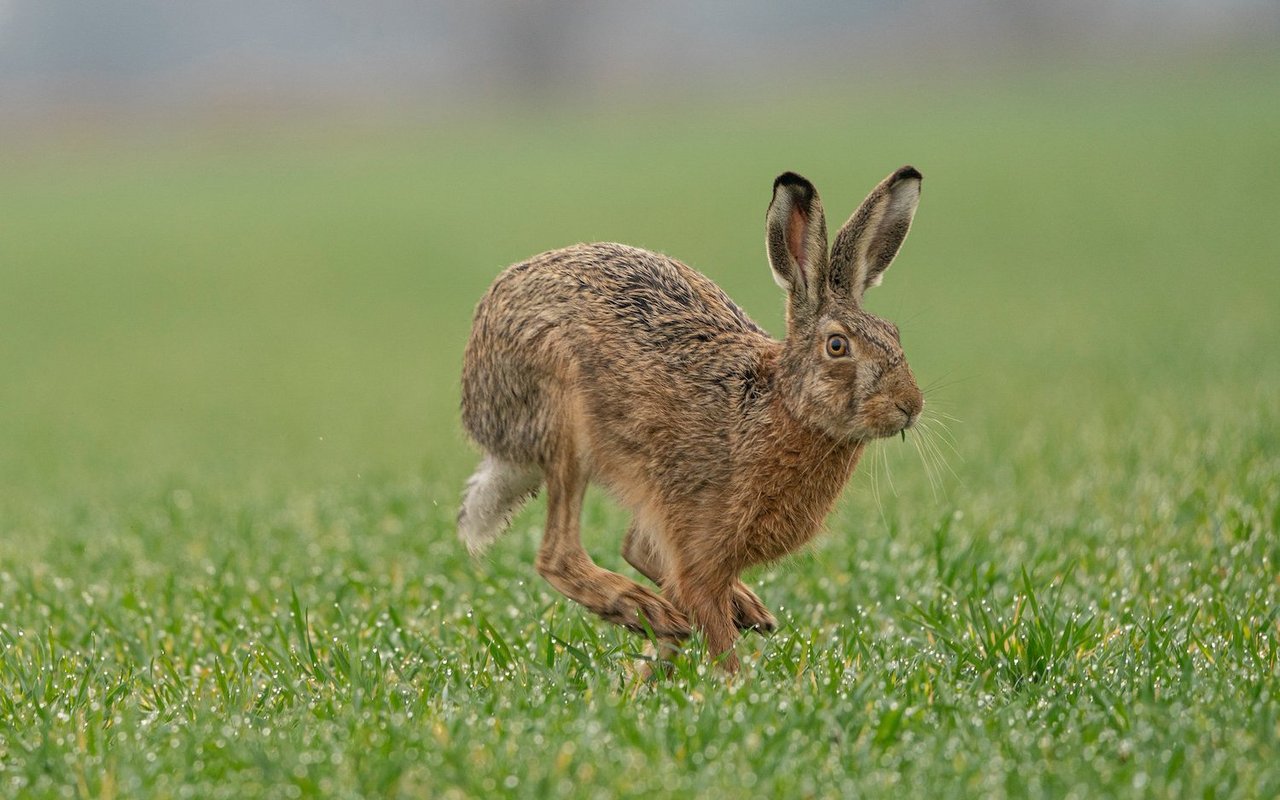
2,61,1279,797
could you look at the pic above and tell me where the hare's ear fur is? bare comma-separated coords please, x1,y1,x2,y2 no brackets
828,166,922,304
766,172,829,312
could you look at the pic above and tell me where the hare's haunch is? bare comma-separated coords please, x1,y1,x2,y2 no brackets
460,168,925,672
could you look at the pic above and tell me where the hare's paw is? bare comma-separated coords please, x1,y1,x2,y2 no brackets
731,582,777,635
604,585,693,641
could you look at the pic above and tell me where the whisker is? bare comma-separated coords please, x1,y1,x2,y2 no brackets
910,429,941,501
917,420,963,484
920,407,961,439
881,437,898,498
866,441,887,524
921,380,974,396
921,367,960,381
874,443,896,529
920,416,963,459
920,373,976,394
926,428,957,484
913,425,942,481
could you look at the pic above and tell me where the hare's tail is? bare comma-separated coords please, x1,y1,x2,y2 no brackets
457,454,542,556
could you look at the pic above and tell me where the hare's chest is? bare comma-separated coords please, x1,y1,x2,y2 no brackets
732,441,864,567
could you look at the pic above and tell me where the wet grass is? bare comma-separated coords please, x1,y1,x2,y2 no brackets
1,61,1279,797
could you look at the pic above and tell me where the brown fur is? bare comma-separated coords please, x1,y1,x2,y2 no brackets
459,167,925,672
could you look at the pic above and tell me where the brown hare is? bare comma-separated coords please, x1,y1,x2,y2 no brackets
459,167,925,672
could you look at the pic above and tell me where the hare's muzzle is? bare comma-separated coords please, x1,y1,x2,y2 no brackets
895,401,919,430
895,388,924,431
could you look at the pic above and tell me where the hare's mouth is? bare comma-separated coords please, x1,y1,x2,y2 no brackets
895,401,920,432
850,401,918,440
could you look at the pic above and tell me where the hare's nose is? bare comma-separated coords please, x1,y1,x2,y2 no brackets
895,400,921,429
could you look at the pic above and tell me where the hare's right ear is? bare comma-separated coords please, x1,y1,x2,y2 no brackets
766,172,828,313
828,166,922,304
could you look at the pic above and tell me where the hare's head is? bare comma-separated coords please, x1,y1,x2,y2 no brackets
767,167,925,442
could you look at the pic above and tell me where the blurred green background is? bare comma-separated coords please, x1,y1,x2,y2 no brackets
4,60,1277,511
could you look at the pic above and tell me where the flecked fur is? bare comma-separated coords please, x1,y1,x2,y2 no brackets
459,167,926,672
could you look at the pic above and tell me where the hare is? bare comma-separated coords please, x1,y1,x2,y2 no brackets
459,167,925,672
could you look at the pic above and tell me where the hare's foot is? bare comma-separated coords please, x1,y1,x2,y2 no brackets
539,551,692,640
692,587,742,673
731,582,777,635
603,581,693,640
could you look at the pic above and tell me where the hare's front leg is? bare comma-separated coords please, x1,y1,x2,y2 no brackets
729,582,777,634
622,522,776,635
536,456,691,643
667,569,741,673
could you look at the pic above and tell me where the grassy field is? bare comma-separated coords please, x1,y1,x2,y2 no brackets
2,61,1279,797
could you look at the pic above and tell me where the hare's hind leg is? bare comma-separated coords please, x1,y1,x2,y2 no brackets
623,522,776,635
458,454,542,556
537,456,691,643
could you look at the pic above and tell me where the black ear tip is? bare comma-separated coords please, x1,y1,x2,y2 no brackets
773,172,816,204
893,165,923,182
774,171,813,191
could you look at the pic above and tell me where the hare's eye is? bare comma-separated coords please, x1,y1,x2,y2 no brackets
825,334,849,358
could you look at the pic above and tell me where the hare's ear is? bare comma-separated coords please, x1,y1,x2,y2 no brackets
828,166,922,304
766,172,829,312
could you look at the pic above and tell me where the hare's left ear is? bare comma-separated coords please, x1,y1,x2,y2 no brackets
828,166,922,304
766,172,829,315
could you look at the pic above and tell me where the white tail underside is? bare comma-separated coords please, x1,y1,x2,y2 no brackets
457,455,542,556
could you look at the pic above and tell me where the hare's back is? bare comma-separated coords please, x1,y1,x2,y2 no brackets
463,242,771,468
496,242,766,346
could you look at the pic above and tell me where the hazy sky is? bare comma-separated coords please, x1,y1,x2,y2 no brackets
1,1,1275,120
